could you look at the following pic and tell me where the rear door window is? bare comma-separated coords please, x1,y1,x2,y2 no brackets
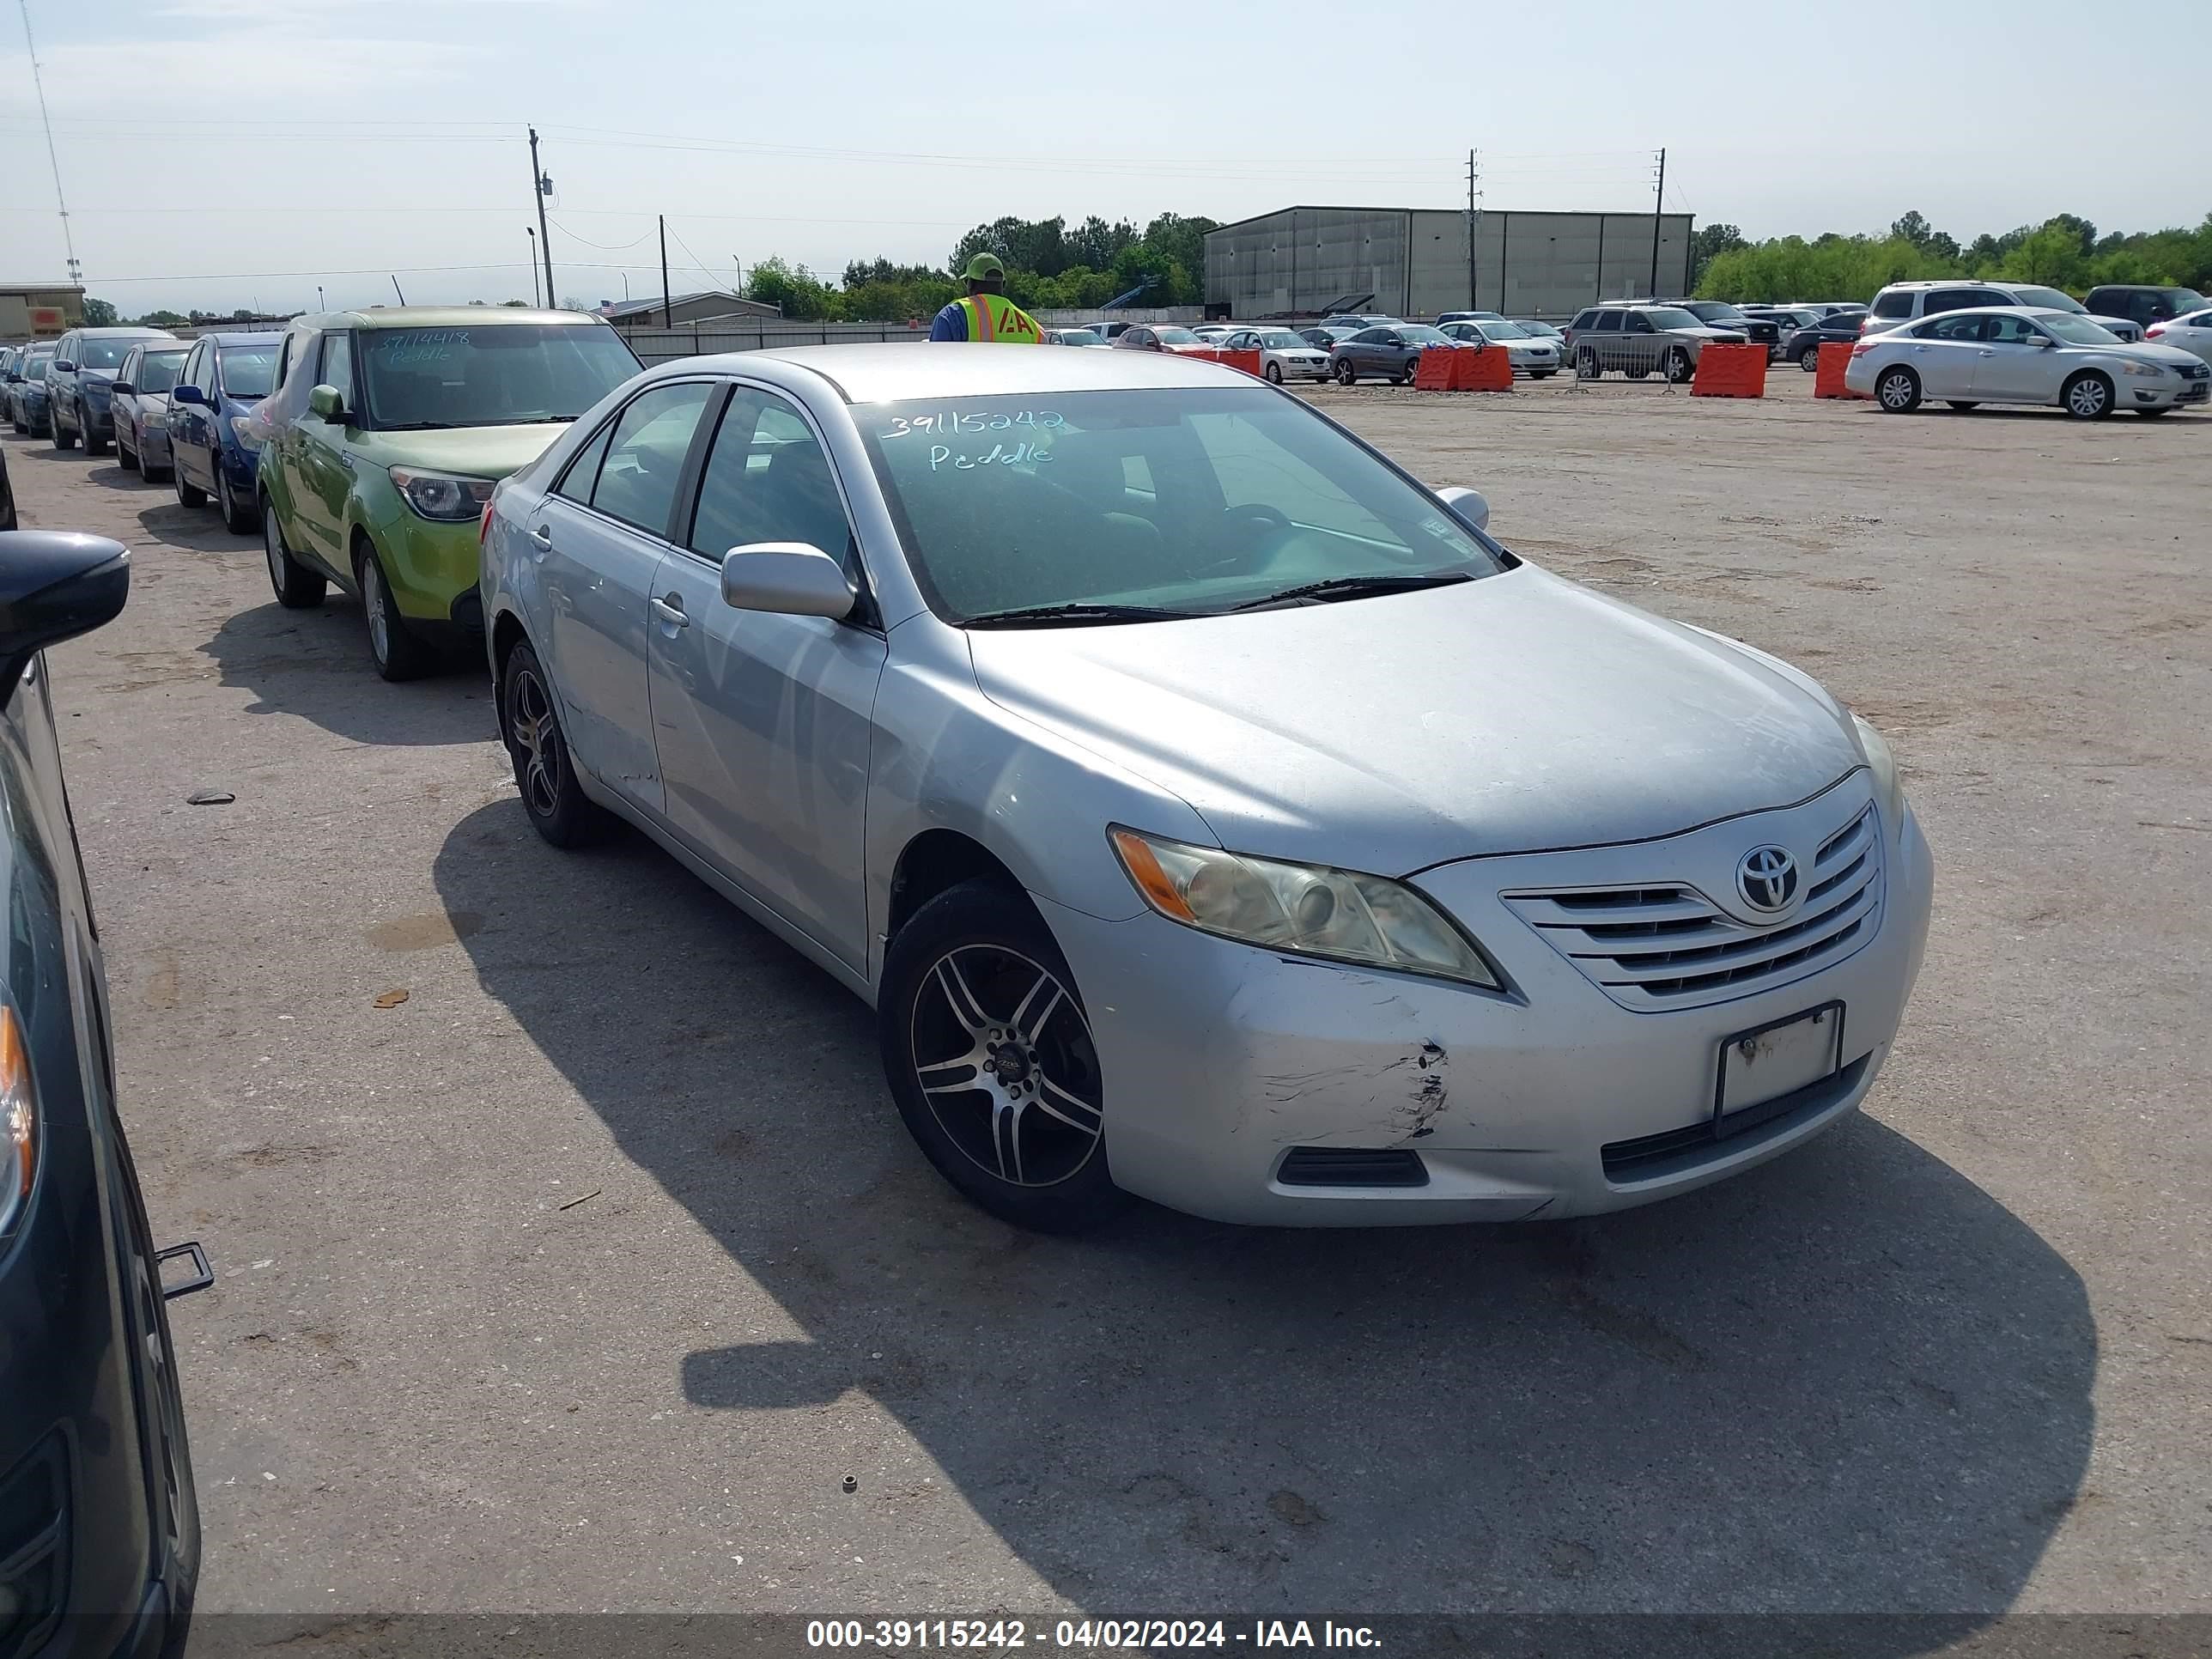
1568,309,1596,331
1870,290,1915,319
1923,289,1983,314
1984,313,2044,345
1917,314,1987,342
1592,311,1622,332
587,380,715,538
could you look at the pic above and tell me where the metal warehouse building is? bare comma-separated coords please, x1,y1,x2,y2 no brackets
1204,206,1695,321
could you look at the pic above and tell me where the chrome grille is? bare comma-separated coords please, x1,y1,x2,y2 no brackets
1505,805,1883,1012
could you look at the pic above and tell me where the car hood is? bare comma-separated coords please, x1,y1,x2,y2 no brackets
350,422,571,478
963,564,1863,874
2105,341,2203,370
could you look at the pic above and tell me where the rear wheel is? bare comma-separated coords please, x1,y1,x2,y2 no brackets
356,544,435,682
1797,344,1821,371
263,501,327,610
879,879,1128,1233
2062,371,2113,420
1663,347,1694,384
1576,348,1600,380
500,639,611,847
1875,366,1922,413
1335,359,1357,386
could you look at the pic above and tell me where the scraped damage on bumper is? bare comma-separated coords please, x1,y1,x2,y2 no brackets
1037,787,1934,1228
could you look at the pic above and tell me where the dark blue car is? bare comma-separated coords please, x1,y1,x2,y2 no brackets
0,532,210,1659
167,331,282,534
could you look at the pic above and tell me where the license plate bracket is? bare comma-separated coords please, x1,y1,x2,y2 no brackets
1714,1001,1844,1139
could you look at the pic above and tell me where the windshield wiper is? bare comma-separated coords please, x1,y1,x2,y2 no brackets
1229,571,1474,611
963,602,1200,629
374,420,465,431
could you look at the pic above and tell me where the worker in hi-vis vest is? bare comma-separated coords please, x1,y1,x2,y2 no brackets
929,252,1045,343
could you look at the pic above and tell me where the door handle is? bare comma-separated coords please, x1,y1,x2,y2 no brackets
651,594,690,629
528,525,552,560
338,453,356,471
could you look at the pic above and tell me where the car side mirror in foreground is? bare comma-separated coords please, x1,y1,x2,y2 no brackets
1435,486,1491,534
720,544,856,621
307,384,345,420
52,360,75,374
171,386,206,406
0,533,131,708
112,381,135,395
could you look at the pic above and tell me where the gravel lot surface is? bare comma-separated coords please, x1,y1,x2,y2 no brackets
6,372,2206,1632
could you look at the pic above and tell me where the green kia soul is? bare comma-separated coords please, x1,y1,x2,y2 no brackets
255,307,641,680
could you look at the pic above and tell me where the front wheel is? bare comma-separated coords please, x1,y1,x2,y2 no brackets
216,465,256,533
1875,366,1922,413
263,501,327,609
1335,360,1357,386
879,879,1128,1233
2062,372,2113,420
357,544,436,682
174,457,207,507
118,430,141,473
1263,361,1283,384
51,408,76,450
500,639,611,848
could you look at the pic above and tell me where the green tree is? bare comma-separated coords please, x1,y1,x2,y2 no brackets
82,297,118,325
951,216,1070,278
500,299,531,307
137,308,188,327
744,256,841,320
1690,222,1747,286
1066,215,1139,271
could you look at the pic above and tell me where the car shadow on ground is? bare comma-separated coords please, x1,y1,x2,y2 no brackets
86,461,167,491
432,800,2094,1638
198,603,492,747
137,501,251,556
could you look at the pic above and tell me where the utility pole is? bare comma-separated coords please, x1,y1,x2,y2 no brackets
1648,147,1668,298
528,125,556,310
659,216,672,327
17,0,79,291
1465,149,1480,311
526,228,541,307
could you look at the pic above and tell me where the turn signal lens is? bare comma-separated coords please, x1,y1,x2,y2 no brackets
1,1006,37,1241
1109,827,1502,989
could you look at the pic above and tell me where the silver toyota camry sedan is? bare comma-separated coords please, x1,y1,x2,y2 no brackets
481,345,1933,1231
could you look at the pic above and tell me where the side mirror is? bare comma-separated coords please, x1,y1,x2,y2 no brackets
112,381,135,395
172,385,206,406
1435,485,1491,534
0,533,131,708
720,544,856,621
52,359,75,374
2031,335,2057,348
307,385,345,421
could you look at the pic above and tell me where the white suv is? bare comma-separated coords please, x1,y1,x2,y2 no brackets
1861,281,2144,342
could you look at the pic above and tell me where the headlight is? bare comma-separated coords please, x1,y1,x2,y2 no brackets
143,407,168,430
1851,713,1905,828
2121,361,2168,379
1109,827,1502,989
390,466,495,522
228,414,264,453
1,1006,37,1241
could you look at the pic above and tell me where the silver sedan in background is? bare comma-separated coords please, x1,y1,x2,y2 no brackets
1218,325,1333,383
1438,318,1562,377
1847,307,2210,417
482,346,1932,1231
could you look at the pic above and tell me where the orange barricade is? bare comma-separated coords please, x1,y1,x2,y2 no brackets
1690,343,1768,398
1217,348,1263,377
1455,345,1514,391
1413,348,1457,390
1814,340,1869,399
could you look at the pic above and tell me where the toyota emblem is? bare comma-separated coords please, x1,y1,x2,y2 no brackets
1737,846,1799,913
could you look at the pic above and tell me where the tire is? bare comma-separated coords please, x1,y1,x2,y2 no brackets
1875,366,1922,413
499,639,611,848
52,405,76,450
878,878,1128,1233
1662,348,1694,385
356,544,436,682
85,423,108,457
1797,345,1820,372
1576,348,1600,380
263,500,327,610
2062,371,2113,420
1263,361,1283,384
1947,401,1978,411
216,464,255,533
118,430,140,473
1336,360,1358,386
174,457,206,507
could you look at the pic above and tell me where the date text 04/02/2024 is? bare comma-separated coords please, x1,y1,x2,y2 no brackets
803,1618,1382,1649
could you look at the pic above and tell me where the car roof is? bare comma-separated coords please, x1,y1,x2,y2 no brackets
672,342,1274,404
1910,306,2074,320
198,331,286,347
304,306,604,331
70,325,177,337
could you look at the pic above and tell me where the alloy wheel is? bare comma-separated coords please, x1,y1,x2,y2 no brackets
362,559,390,665
264,507,287,595
908,945,1103,1188
1879,371,1917,410
2066,376,2109,418
507,664,564,819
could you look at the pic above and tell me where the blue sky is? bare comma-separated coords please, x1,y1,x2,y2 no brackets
4,0,2207,316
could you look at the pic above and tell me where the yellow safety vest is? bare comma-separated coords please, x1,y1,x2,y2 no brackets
959,293,1044,343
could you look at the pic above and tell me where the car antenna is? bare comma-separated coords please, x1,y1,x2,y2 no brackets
391,275,407,306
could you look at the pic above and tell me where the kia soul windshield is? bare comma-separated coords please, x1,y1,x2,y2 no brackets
862,388,1508,623
357,325,641,431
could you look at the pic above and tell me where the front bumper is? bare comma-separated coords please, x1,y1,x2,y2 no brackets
1040,790,1933,1227
373,508,487,623
219,443,263,490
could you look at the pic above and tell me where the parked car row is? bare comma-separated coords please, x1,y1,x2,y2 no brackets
1,344,57,434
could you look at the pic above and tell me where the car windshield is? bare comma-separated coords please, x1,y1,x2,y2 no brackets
1477,321,1529,339
217,346,279,399
1397,325,1450,344
356,324,641,430
2040,315,2120,344
1643,307,1704,330
1689,302,1744,319
1057,330,1102,345
1256,331,1306,349
861,387,1509,624
2010,287,2085,313
2160,289,2208,310
78,337,144,369
135,350,188,393
26,355,52,380
1152,327,1200,344
1519,322,1560,335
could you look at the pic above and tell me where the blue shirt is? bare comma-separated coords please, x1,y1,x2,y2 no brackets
928,301,969,342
